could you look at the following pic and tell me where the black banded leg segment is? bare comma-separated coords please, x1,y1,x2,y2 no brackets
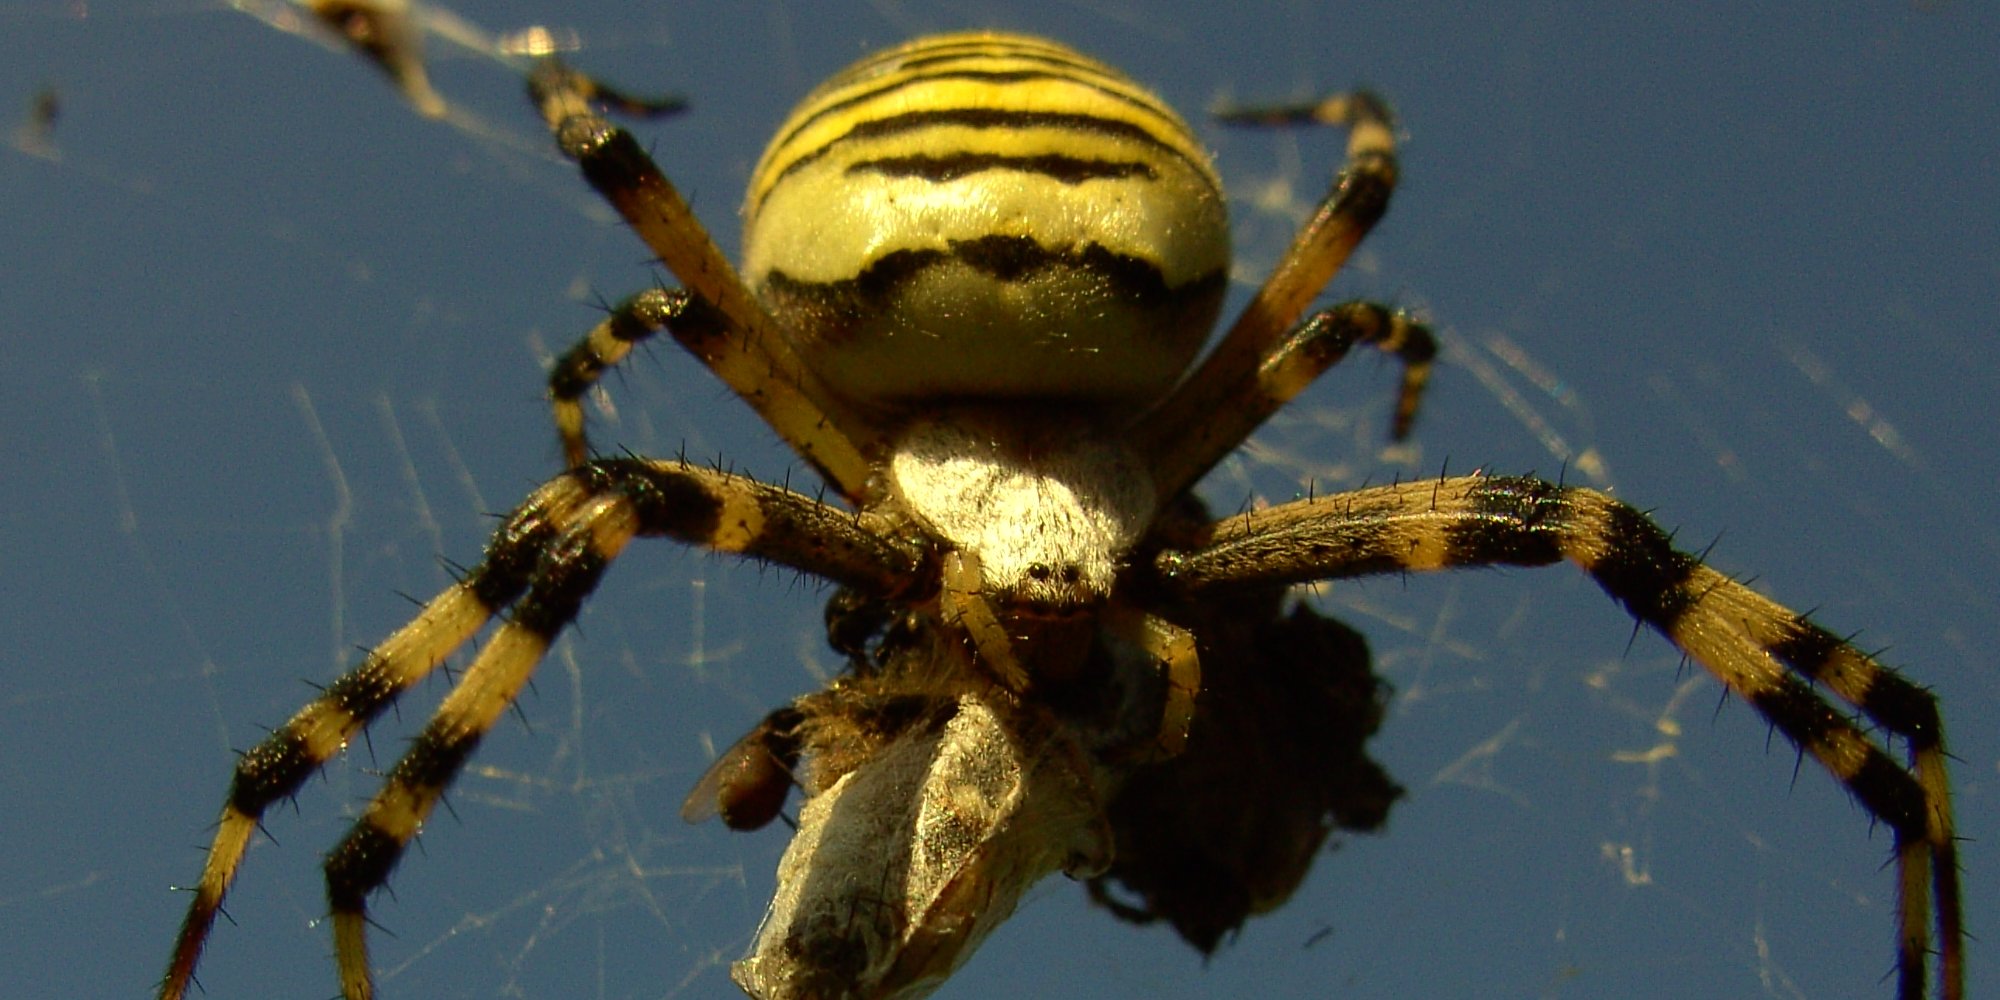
1211,90,1400,342
1136,300,1434,500
1161,474,1958,1000
157,476,593,1000
1142,91,1401,471
317,457,925,999
548,287,727,468
527,61,879,498
326,491,628,1000
161,459,921,1000
585,458,928,598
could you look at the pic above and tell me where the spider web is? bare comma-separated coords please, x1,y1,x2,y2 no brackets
3,3,1996,999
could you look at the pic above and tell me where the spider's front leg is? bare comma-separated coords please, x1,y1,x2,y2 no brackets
159,460,922,1000
1161,474,1959,1000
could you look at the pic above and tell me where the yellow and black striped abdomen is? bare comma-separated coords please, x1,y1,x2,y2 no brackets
742,31,1230,409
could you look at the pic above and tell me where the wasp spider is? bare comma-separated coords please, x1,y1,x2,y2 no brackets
160,30,1961,1000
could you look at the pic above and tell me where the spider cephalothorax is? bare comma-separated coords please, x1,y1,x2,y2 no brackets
161,27,1960,1000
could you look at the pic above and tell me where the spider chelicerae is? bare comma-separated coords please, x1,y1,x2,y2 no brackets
161,25,1961,1000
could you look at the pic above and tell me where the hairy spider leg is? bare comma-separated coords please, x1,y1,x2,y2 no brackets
546,288,720,469
1138,300,1434,501
159,460,922,1000
156,476,588,1000
529,63,882,499
1137,92,1432,498
1160,474,1960,1000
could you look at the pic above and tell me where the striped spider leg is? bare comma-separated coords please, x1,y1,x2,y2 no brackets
159,54,895,1000
159,460,926,1000
527,61,884,495
1130,87,1960,999
1148,475,1960,1000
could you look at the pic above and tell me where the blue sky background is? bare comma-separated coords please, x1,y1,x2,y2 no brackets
2,2,1996,998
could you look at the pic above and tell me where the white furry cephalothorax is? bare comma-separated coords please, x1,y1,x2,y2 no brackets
888,417,1156,611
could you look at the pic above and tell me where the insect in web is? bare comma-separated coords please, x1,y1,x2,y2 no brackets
159,26,1960,1000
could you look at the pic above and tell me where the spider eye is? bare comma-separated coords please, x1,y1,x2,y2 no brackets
1016,561,1092,611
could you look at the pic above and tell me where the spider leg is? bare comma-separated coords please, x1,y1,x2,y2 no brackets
325,492,636,1000
528,62,881,499
157,476,585,1000
938,550,1031,692
547,287,723,468
1160,474,1959,1000
1101,604,1200,759
159,459,923,1000
301,0,447,118
1142,93,1411,469
1135,300,1434,500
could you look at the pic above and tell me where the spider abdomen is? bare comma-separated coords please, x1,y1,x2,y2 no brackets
741,31,1230,408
